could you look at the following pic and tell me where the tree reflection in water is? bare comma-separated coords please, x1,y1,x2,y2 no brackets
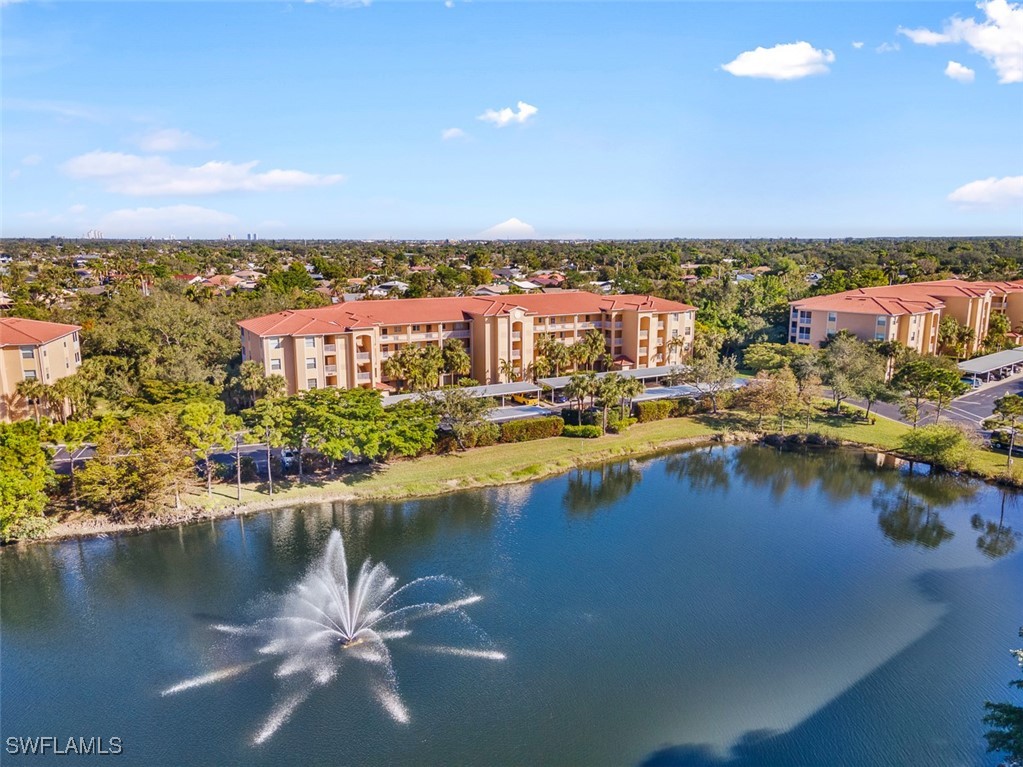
875,493,955,549
563,461,642,515
971,490,1021,560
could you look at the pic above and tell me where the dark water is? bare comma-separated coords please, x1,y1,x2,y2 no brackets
2,445,1022,767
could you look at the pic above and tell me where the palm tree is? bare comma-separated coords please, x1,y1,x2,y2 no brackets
16,378,46,424
666,336,688,365
619,377,645,419
565,372,598,415
442,339,471,386
596,374,625,433
499,358,518,383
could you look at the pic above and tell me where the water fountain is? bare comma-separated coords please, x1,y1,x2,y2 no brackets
162,529,504,744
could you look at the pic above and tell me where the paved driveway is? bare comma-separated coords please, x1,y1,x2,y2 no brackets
868,373,1023,429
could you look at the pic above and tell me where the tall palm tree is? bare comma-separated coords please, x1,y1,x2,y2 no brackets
442,339,471,385
16,378,46,425
499,358,518,383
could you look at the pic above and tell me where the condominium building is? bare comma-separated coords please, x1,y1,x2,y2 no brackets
0,317,83,422
788,279,1023,354
238,292,697,394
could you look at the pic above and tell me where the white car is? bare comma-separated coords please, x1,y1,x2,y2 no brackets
280,449,298,468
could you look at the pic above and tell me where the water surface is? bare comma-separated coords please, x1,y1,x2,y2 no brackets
2,445,1021,766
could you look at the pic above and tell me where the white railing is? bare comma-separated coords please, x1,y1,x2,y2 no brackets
356,352,371,362
443,330,471,339
323,344,336,354
511,331,521,341
356,372,371,382
511,350,521,359
325,365,337,375
614,322,623,329
639,331,649,339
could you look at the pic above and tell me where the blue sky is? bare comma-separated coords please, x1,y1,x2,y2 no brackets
2,1,1021,239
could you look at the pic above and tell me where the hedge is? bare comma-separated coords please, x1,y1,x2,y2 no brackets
675,397,697,416
500,416,565,443
634,400,675,423
561,407,598,426
563,425,602,438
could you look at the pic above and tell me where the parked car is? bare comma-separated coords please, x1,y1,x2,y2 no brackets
280,448,298,469
989,430,1023,455
960,377,982,389
511,393,540,406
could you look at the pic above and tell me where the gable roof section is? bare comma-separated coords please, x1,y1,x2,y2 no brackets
237,292,696,337
789,278,1023,317
0,317,81,347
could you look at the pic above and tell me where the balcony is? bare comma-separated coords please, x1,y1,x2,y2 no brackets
511,331,521,341
325,365,337,375
657,322,665,330
356,372,371,382
614,322,623,329
323,344,336,354
356,352,371,362
638,346,648,355
639,331,649,340
443,329,471,339
511,350,521,360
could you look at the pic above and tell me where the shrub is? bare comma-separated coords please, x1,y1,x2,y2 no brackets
500,416,565,443
561,408,597,426
634,400,674,423
675,397,697,416
563,425,602,438
607,416,637,434
899,423,977,471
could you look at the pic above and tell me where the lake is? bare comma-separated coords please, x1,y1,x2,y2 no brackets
2,444,1021,766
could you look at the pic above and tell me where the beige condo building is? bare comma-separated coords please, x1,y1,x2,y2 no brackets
0,317,83,422
788,279,1023,355
238,292,697,394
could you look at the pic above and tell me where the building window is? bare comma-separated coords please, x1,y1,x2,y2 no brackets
672,313,679,321
307,378,318,389
305,337,316,348
271,358,282,371
269,337,282,350
797,328,811,341
23,369,37,379
685,327,692,335
412,324,421,332
73,332,79,343
827,312,837,323
799,310,811,322
874,332,886,341
306,358,317,369
20,347,33,359
74,352,80,363
672,329,679,338
876,316,887,327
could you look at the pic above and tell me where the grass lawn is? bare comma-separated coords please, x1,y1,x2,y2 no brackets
196,404,996,513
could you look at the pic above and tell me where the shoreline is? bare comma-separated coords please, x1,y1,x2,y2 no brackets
19,430,751,546
13,410,1022,547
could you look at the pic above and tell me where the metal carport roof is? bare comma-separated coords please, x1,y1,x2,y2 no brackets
957,348,1023,376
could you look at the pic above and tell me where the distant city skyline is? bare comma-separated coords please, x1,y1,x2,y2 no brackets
2,1,1021,240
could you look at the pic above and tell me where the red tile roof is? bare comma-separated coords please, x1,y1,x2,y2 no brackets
791,279,1023,317
0,317,81,347
237,292,695,337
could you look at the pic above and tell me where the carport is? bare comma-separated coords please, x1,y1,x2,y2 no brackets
957,347,1023,383
538,365,685,395
381,381,541,407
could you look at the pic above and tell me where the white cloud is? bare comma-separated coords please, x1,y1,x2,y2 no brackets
444,0,454,7
945,60,976,82
441,127,468,141
899,0,1023,84
68,204,87,215
876,42,901,53
721,41,835,80
62,151,345,196
477,101,538,127
137,128,215,152
98,205,239,238
852,41,865,49
480,217,535,239
947,175,1023,207
21,154,42,166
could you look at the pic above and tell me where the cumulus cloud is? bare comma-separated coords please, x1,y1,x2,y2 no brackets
98,205,239,238
945,60,976,82
477,101,538,127
876,42,901,53
947,175,1023,207
480,217,535,239
721,41,835,80
852,41,865,49
899,0,1023,83
137,128,215,152
62,151,345,196
441,127,467,141
68,204,87,215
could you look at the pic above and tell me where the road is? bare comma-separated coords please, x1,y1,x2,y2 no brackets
866,372,1023,430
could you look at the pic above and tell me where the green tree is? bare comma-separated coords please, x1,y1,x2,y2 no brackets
179,400,237,495
595,373,626,433
243,398,289,495
892,356,964,427
382,400,439,458
680,354,737,414
565,372,598,414
987,394,1023,467
898,423,976,471
0,421,53,541
46,419,97,513
441,339,471,386
428,386,495,451
15,377,47,425
237,360,270,408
